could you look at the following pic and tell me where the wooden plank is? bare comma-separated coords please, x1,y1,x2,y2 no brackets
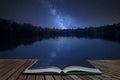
102,74,120,80
62,75,73,80
89,60,120,77
0,62,13,69
77,75,92,80
17,75,27,80
69,75,82,80
0,60,27,80
89,60,120,80
0,63,12,72
17,60,36,80
0,62,17,78
45,75,54,80
94,75,111,80
0,60,17,71
0,59,16,68
36,75,45,80
87,75,101,80
0,60,120,80
7,59,35,80
0,59,13,62
26,75,35,80
101,74,117,80
53,75,64,80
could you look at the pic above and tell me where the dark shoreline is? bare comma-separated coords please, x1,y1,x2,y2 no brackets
0,18,120,51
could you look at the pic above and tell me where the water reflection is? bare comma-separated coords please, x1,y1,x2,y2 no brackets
0,36,120,68
0,34,120,51
0,36,120,59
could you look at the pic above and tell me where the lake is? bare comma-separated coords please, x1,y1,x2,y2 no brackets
0,37,120,68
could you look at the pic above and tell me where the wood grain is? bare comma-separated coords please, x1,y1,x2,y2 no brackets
0,59,119,80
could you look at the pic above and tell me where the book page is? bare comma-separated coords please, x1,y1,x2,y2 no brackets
63,66,102,74
24,66,62,74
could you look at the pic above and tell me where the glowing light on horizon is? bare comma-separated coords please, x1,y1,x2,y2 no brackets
61,25,67,29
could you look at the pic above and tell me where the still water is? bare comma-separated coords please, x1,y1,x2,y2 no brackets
0,37,120,68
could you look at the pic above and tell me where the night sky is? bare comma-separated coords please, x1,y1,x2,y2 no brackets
0,0,120,29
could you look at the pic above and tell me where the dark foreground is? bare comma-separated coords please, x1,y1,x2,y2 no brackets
0,59,120,80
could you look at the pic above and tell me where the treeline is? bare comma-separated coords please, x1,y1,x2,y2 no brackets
0,18,120,41
0,18,120,51
0,18,120,37
0,19,59,38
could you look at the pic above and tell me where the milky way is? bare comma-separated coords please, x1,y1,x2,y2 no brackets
41,0,70,29
1,0,120,28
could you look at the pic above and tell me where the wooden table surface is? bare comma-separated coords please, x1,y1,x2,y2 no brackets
0,59,120,80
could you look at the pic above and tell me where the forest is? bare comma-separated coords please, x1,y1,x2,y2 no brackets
0,18,120,50
0,18,120,37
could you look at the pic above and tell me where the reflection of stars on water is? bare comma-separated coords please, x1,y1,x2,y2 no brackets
41,38,67,66
43,52,57,65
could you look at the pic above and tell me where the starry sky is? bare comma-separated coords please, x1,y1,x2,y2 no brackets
0,0,120,29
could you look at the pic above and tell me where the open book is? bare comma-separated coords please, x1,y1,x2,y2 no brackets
23,60,102,74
